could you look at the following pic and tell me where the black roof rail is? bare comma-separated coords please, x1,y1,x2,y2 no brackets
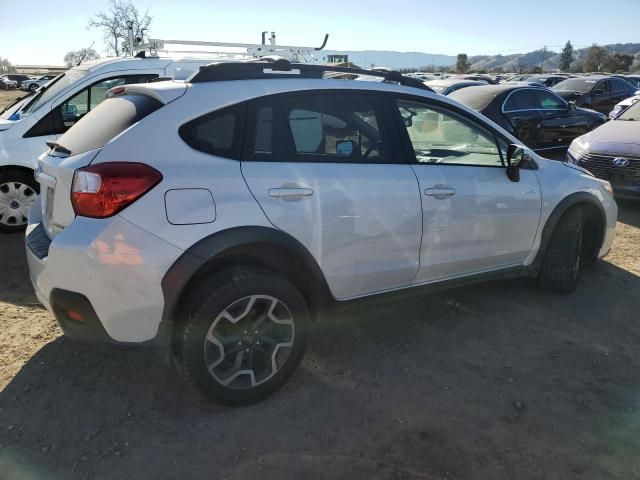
190,59,434,92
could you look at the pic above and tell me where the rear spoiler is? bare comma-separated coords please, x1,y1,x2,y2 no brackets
106,82,188,105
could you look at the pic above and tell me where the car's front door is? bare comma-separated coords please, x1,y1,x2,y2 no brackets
533,89,590,149
392,97,542,283
241,91,423,300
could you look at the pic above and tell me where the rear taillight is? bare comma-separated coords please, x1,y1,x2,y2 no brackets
71,162,162,218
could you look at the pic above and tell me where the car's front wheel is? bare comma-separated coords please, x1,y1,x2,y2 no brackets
28,83,38,92
178,267,310,406
538,207,583,293
0,170,39,233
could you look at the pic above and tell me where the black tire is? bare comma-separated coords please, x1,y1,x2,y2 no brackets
538,207,583,293
0,170,39,234
178,267,310,406
29,83,38,92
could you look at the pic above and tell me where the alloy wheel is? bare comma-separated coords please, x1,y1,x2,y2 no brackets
203,295,295,389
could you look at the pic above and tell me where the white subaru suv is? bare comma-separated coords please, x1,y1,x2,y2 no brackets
26,60,617,405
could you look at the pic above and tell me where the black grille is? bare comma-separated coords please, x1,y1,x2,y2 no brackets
578,153,640,185
26,223,51,260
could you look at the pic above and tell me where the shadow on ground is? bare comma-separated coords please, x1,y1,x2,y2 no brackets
2,210,640,479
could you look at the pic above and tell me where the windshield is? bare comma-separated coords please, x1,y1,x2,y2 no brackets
20,69,88,116
617,100,640,121
553,79,597,93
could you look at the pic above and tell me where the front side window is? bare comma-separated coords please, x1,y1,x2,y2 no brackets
595,80,610,94
24,74,158,137
534,90,566,110
397,99,503,167
279,94,388,163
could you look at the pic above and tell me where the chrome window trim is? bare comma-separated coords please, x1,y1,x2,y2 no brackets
501,87,568,113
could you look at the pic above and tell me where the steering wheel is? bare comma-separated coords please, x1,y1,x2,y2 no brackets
363,140,382,160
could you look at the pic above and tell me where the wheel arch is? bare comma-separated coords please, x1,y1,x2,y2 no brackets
530,191,607,273
0,164,36,176
160,226,334,346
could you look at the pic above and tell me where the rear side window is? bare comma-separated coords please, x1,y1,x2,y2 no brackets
56,94,162,155
503,90,537,111
179,105,244,159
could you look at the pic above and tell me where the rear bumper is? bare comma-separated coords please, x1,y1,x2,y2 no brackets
26,199,184,345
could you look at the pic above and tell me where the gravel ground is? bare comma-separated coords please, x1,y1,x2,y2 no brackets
1,86,640,479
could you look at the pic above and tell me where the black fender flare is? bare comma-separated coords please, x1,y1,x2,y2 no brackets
528,191,606,274
157,226,332,343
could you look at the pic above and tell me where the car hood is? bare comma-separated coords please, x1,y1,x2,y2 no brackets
554,90,586,100
578,120,640,156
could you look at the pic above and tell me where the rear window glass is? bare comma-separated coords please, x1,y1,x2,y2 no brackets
56,94,162,155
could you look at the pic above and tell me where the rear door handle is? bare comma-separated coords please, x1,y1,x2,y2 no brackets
424,186,456,198
268,188,313,200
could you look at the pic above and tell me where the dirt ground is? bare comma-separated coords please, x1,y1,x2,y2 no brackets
1,86,640,479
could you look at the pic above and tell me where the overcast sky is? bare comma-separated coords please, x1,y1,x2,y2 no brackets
1,0,639,65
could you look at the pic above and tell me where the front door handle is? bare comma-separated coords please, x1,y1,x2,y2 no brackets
268,187,313,200
424,185,456,198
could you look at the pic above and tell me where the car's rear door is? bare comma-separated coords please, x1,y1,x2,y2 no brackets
241,91,422,300
591,80,612,113
391,96,542,283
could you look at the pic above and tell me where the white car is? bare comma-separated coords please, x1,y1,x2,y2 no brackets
0,56,228,232
26,61,617,405
0,76,18,89
609,93,640,119
20,75,58,92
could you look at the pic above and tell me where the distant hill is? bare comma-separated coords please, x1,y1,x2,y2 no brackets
317,43,640,72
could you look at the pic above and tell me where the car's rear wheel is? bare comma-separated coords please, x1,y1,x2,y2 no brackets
538,207,583,293
178,267,310,406
0,170,39,233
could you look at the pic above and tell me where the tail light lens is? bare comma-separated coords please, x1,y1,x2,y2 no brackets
71,162,162,218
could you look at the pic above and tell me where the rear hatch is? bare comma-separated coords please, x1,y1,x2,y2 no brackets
36,89,171,240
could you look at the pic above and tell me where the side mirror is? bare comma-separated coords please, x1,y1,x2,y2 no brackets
568,101,576,111
506,144,524,182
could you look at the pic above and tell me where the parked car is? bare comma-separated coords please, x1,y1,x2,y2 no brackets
568,99,640,199
0,56,223,232
525,75,568,87
449,84,606,152
552,76,638,115
21,75,58,92
425,78,487,95
2,74,31,88
612,75,640,89
1,76,18,89
609,94,640,119
460,74,498,84
26,60,616,405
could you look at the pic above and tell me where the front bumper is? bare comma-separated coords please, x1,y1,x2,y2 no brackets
26,197,184,345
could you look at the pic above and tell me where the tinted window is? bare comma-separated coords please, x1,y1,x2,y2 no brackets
595,80,610,93
503,90,538,111
611,78,632,92
56,94,162,156
533,90,565,109
179,105,241,159
553,79,597,93
397,99,503,167
276,94,388,163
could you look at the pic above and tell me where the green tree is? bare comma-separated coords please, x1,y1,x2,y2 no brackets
456,53,470,73
583,45,609,73
88,0,152,56
559,41,574,72
604,53,634,72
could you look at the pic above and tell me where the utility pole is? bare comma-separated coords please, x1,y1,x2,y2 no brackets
540,45,547,72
